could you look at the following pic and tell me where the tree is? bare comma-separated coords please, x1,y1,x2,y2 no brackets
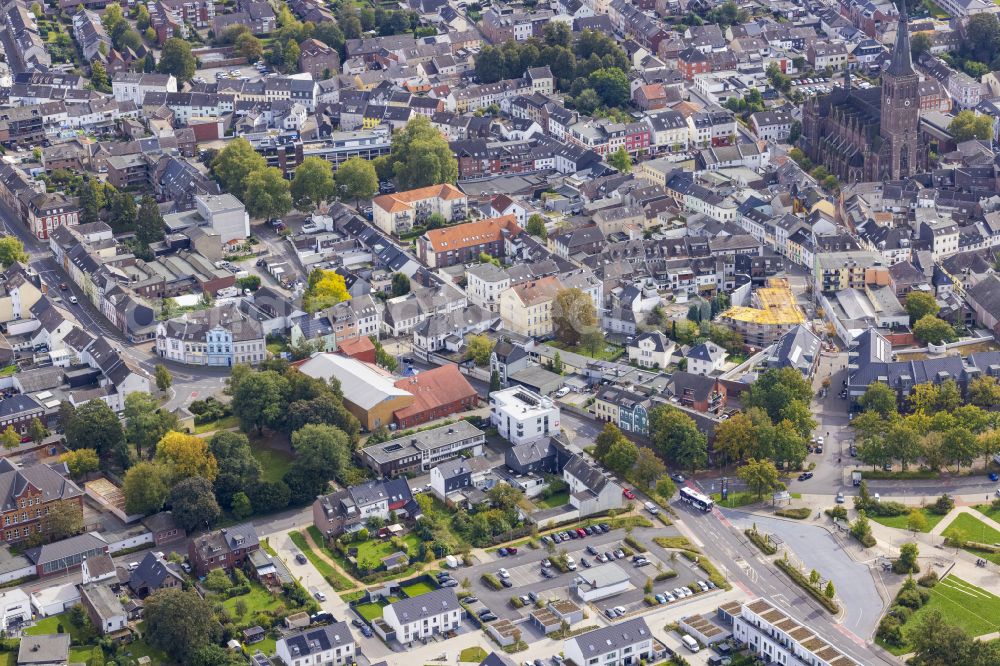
949,110,994,142
144,588,220,662
850,511,873,546
124,392,178,459
744,367,814,425
595,422,625,460
968,375,1000,409
885,423,922,470
230,492,253,519
208,431,262,509
0,426,19,450
489,369,501,393
109,190,137,233
859,382,897,419
251,480,291,513
914,314,956,345
588,68,630,107
656,477,676,500
88,646,105,666
234,32,263,61
552,352,564,375
911,32,932,59
211,138,267,201
905,291,940,324
390,272,410,297
896,542,920,573
335,156,378,203
526,214,547,240
66,400,127,469
574,88,601,114
124,461,170,515
942,426,978,469
89,60,112,93
608,147,632,173
633,447,665,488
824,580,835,600
303,269,349,313
27,417,47,444
474,45,505,83
284,424,352,503
486,483,523,511
907,510,928,533
135,195,165,249
155,364,172,393
291,156,335,210
170,476,221,532
244,167,292,220
737,459,782,499
787,119,802,145
230,369,289,433
712,412,756,464
0,235,28,268
385,116,458,189
648,405,708,471
604,437,639,475
61,449,99,479
40,500,83,542
465,334,492,366
158,38,197,82
553,288,598,347
426,213,446,230
155,431,218,482
909,610,975,666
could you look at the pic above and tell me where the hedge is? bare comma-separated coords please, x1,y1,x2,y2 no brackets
774,558,839,613
624,535,646,553
775,507,812,520
654,570,677,582
745,529,778,555
481,573,502,590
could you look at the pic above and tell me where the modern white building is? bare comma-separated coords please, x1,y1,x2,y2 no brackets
489,386,560,445
276,621,357,666
685,341,727,375
465,263,510,313
195,193,250,244
731,599,859,666
563,455,623,516
564,617,654,666
570,563,633,603
0,588,29,630
111,71,177,106
382,588,461,645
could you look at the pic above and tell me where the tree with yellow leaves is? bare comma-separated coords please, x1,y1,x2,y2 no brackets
154,431,218,483
303,269,349,313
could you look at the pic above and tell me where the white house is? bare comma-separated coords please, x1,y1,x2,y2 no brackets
489,386,560,446
563,455,623,516
0,589,29,631
685,341,727,375
111,72,177,106
627,331,674,369
465,263,510,313
732,599,859,666
276,622,357,666
564,618,654,665
382,588,461,645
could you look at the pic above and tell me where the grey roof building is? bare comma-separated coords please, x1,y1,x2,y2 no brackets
765,324,822,378
17,634,70,665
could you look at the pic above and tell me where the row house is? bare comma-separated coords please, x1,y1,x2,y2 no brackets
153,0,214,28
566,119,651,157
608,0,668,51
417,215,522,268
453,77,532,113
72,9,111,62
479,7,552,43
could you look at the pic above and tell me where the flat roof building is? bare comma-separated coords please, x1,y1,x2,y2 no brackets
359,420,486,477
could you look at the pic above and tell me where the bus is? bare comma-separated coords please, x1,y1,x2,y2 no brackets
679,487,714,512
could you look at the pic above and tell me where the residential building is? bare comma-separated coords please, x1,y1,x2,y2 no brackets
277,622,357,666
813,250,889,294
79,584,127,637
490,337,531,387
627,331,673,369
563,455,623,516
490,386,560,445
499,275,562,338
112,72,177,106
127,552,184,598
765,324,822,378
155,303,266,367
669,371,726,413
685,341,727,375
0,394,44,436
593,386,651,436
0,459,84,544
313,478,418,536
429,457,493,502
358,420,485,477
564,617,654,664
26,192,80,241
731,599,859,666
187,523,260,576
718,278,806,348
17,634,70,666
417,215,522,268
298,38,340,79
381,588,461,645
372,184,468,235
0,589,29,631
466,263,510,312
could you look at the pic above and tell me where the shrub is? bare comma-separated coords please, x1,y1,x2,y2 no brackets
745,528,778,555
930,493,955,515
624,536,646,552
654,570,677,582
509,596,524,608
889,605,912,622
204,569,232,592
877,615,904,646
481,573,502,590
918,571,939,588
775,507,811,520
895,588,924,609
867,501,909,517
644,595,657,606
825,506,848,520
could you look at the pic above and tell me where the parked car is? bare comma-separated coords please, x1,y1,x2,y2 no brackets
497,568,509,578
508,547,518,555
604,608,615,619
580,557,591,568
587,545,598,556
797,472,813,481
463,596,478,604
623,488,636,500
295,553,307,565
576,528,586,538
480,613,497,622
990,472,999,482
501,579,513,588
599,523,611,532
671,473,685,483
440,579,458,587
497,548,508,557
352,618,365,628
314,590,326,601
634,559,651,568
360,626,373,637
697,580,709,591
477,608,492,617
614,549,625,559
836,492,845,504
584,526,594,535
542,559,552,568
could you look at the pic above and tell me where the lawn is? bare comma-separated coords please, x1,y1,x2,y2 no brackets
544,340,625,362
194,414,239,434
942,513,1000,563
869,508,947,533
536,491,570,508
881,576,1000,655
249,637,276,657
710,491,802,508
355,600,387,621
460,647,489,662
355,534,421,563
25,611,94,644
250,440,294,483
222,583,282,622
113,636,173,666
401,580,435,597
974,504,1000,523
0,653,12,666
289,530,355,591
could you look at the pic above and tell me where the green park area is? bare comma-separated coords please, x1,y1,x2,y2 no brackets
869,507,947,533
884,576,1000,655
942,513,1000,563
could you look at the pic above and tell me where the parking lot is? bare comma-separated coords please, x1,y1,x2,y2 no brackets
463,524,712,624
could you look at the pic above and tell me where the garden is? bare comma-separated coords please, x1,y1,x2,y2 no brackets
544,339,625,362
22,608,171,666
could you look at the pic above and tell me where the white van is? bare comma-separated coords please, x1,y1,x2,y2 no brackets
644,501,659,515
681,634,699,653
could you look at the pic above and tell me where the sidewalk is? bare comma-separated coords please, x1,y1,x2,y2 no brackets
928,505,1000,537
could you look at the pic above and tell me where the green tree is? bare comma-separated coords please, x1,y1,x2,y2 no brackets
124,391,178,459
170,476,221,532
574,88,601,114
909,610,976,666
391,272,410,297
155,364,172,393
144,588,220,662
633,447,665,488
648,405,708,471
90,61,111,93
211,138,267,201
858,382,897,419
905,291,940,324
61,448,99,478
208,430,262,509
27,417,47,444
608,147,632,173
949,110,994,142
588,68,630,107
526,214,547,240
474,45,505,83
157,38,197,82
465,334,492,366
230,491,252,519
335,156,378,204
911,32,932,59
913,315,956,345
385,116,458,189
850,511,873,546
231,369,289,434
0,236,27,268
123,461,170,515
942,426,978,469
552,351,564,374
553,288,598,347
604,437,639,475
109,191,137,233
39,499,83,542
595,422,625,460
489,369,501,393
284,424,352,503
290,156,335,210
66,400,127,469
896,542,919,573
656,477,676,500
968,375,1000,409
736,458,782,499
907,510,928,533
744,367,814,426
88,646,104,666
136,195,165,248
244,167,292,221
712,411,757,464
235,32,263,61
824,580,835,600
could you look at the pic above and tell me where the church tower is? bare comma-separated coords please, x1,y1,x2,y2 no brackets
879,0,920,179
